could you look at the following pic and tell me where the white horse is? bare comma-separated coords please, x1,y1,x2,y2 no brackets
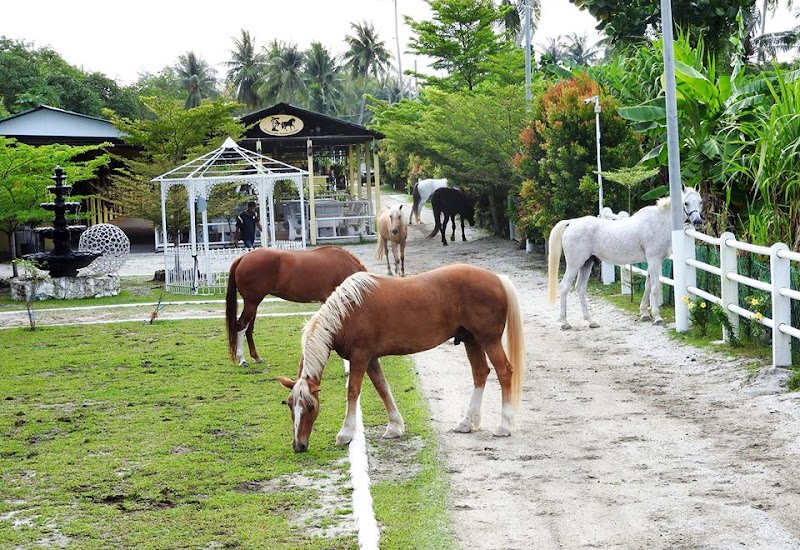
548,186,704,329
410,178,448,224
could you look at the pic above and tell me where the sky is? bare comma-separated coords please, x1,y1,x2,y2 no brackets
1,1,797,87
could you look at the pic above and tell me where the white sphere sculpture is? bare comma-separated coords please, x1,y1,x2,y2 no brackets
78,223,130,275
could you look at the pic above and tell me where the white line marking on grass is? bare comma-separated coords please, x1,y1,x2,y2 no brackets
344,360,379,549
0,311,317,330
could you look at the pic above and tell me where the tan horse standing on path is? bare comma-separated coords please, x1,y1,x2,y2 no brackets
375,204,408,276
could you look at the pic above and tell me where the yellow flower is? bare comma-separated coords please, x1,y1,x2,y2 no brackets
700,302,707,309
682,296,690,304
751,298,760,306
755,312,763,321
688,302,695,309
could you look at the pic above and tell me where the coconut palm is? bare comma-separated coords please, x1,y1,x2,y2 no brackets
258,40,307,106
304,42,343,115
498,0,541,44
175,51,218,109
563,32,602,66
225,30,266,110
342,20,392,125
538,36,567,66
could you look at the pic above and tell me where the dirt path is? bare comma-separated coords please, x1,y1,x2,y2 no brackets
4,193,800,549
369,193,800,549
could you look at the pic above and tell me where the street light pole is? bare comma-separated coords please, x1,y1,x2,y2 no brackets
524,1,532,105
585,94,613,284
394,0,403,99
585,95,603,214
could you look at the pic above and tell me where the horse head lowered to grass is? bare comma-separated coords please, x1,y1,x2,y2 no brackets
547,186,704,329
278,264,525,452
225,246,367,366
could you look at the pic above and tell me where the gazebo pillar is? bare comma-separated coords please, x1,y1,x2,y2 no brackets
307,139,317,245
349,145,357,199
372,143,382,214
364,143,373,212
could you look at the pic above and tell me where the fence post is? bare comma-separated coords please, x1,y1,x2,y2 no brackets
770,243,792,367
672,229,690,332
621,265,632,296
718,232,739,342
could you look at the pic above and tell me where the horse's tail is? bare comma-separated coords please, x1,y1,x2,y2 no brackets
548,219,570,304
426,197,441,239
375,233,386,260
225,256,243,361
411,183,421,223
498,274,525,414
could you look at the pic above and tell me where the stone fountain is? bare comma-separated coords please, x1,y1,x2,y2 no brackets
10,166,119,300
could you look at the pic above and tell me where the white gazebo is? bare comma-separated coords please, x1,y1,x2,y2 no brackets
152,137,309,294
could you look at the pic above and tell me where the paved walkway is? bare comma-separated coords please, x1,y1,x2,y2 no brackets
1,251,166,280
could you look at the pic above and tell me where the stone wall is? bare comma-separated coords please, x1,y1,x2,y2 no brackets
10,275,120,301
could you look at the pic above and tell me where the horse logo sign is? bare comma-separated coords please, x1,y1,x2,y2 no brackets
259,114,304,136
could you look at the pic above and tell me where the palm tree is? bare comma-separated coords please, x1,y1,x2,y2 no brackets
304,42,343,115
175,51,218,109
258,40,307,106
563,33,601,66
342,20,392,125
538,36,567,66
498,0,541,44
225,30,265,110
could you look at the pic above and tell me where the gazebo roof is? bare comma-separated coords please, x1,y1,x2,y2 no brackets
151,136,308,185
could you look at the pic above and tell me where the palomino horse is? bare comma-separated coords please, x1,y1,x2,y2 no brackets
427,187,475,246
548,186,704,329
410,178,448,224
278,264,525,452
225,246,367,366
375,204,408,276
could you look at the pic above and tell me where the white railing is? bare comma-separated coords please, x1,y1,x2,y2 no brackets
163,241,304,295
619,230,800,367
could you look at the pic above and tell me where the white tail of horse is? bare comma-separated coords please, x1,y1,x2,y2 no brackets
497,274,525,413
547,219,570,304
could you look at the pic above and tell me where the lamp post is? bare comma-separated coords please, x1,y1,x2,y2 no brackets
584,95,603,214
585,94,613,284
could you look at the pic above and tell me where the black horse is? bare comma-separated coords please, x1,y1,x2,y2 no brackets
427,187,475,245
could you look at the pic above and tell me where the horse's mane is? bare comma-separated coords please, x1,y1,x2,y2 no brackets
342,247,368,272
656,196,671,210
300,272,380,379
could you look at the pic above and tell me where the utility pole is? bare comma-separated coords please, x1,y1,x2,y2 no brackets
524,1,532,105
661,0,691,332
394,0,403,99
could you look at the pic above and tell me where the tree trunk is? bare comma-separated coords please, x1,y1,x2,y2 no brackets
357,75,370,125
9,230,18,278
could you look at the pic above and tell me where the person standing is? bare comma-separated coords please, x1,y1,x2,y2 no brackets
234,201,263,249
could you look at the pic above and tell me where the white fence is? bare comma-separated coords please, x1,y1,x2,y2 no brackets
619,229,800,367
164,241,304,295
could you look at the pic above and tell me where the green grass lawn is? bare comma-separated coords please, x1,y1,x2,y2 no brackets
0,316,455,548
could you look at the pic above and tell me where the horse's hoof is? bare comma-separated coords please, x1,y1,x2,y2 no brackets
493,426,512,437
653,318,664,326
560,323,572,331
589,321,600,328
640,314,653,322
253,357,264,364
383,424,404,439
336,431,353,446
453,419,474,433
239,360,249,367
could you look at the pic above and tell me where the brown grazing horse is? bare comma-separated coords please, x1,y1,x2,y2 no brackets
278,264,525,452
225,246,367,366
375,204,408,276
